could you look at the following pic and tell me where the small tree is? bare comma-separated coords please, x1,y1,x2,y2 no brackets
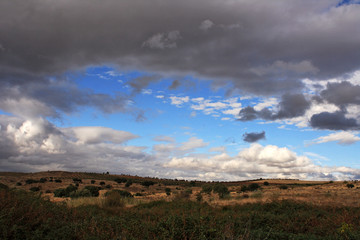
248,183,260,191
201,184,213,194
165,188,171,196
213,183,230,199
347,183,355,189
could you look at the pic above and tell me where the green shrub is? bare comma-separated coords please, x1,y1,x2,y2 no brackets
114,178,127,183
248,183,260,191
165,188,171,195
70,189,92,198
73,178,82,183
263,181,269,186
141,181,155,187
91,180,96,184
84,186,101,197
100,181,106,186
54,179,62,183
213,183,230,198
30,187,40,192
347,183,355,189
196,192,203,202
105,184,112,189
25,179,38,184
201,184,213,194
125,180,133,187
240,185,248,192
39,178,47,183
105,189,133,198
279,185,289,190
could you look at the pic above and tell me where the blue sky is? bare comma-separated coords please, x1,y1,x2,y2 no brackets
1,0,360,180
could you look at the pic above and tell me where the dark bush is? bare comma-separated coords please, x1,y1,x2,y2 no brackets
45,190,52,193
141,181,155,187
105,184,112,189
39,178,47,183
53,184,78,197
105,189,133,198
279,185,289,190
196,192,203,202
54,179,62,183
30,187,40,192
240,185,248,192
201,184,213,194
100,181,106,186
114,178,127,183
25,179,38,184
84,186,101,197
70,189,92,198
125,180,133,187
213,184,230,198
248,183,260,191
347,183,355,189
73,178,82,183
0,183,9,190
264,181,269,186
91,180,96,184
16,182,22,186
165,188,171,195
53,188,67,197
135,192,143,196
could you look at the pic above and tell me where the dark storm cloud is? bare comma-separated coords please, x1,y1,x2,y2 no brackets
243,131,266,143
310,111,360,130
239,94,311,121
1,0,360,95
320,81,360,107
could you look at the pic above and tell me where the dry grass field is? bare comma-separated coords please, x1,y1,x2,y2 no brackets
1,171,359,208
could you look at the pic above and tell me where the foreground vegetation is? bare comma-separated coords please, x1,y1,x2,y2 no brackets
1,183,360,240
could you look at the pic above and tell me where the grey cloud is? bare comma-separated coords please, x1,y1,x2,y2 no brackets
321,81,360,107
310,111,359,130
243,131,266,143
1,0,360,96
239,94,310,121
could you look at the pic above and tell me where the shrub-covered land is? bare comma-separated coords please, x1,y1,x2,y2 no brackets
1,186,360,240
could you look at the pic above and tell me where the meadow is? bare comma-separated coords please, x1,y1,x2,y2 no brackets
1,171,360,239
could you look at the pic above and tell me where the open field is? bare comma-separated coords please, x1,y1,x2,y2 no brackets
1,171,360,239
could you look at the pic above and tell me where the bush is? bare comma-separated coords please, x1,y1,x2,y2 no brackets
141,181,155,187
53,184,78,197
100,181,106,186
213,184,230,199
73,178,82,183
45,190,52,193
201,184,213,194
125,180,133,187
114,178,127,183
84,186,101,197
54,179,62,183
248,183,260,191
347,183,355,189
104,191,126,208
25,179,38,184
135,192,143,196
165,188,171,196
70,189,92,198
0,183,9,190
91,180,96,184
263,181,269,186
240,185,248,192
196,192,203,202
16,182,22,186
39,178,47,183
279,185,289,190
105,189,133,198
30,187,40,192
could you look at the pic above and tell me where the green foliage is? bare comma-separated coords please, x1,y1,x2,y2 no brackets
105,189,133,198
72,178,82,183
30,187,40,192
114,178,127,183
3,187,360,239
240,185,248,192
248,183,260,191
53,184,78,197
91,180,96,184
141,181,155,187
0,183,9,190
125,180,133,187
347,183,355,188
201,184,213,194
196,192,203,202
83,185,101,197
70,189,92,198
39,178,47,183
165,188,171,195
213,183,230,198
25,179,38,184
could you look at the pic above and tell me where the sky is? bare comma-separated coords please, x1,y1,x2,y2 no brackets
1,0,360,181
